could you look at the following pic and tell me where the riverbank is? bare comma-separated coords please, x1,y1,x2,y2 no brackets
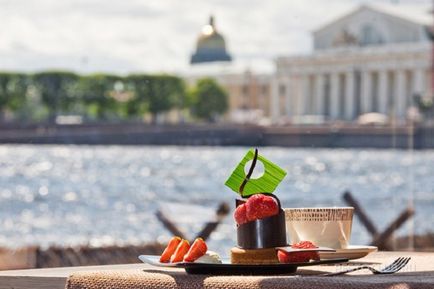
0,122,433,148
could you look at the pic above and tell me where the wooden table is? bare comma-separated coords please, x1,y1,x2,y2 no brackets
0,251,432,289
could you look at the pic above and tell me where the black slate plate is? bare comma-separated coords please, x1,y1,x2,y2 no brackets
138,255,349,275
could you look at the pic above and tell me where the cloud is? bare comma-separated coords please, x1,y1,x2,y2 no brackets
0,0,431,74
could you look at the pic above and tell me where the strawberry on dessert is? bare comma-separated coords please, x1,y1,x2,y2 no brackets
234,203,248,225
234,194,280,225
184,238,208,262
277,241,320,263
245,194,279,222
159,236,182,263
170,239,190,263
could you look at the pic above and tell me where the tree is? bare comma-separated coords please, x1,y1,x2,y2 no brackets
74,74,124,119
32,71,79,121
127,74,185,123
0,70,188,122
191,78,228,121
0,73,29,118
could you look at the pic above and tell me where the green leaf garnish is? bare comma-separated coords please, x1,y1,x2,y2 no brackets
225,148,287,197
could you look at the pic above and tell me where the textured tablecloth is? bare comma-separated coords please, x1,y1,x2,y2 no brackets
66,252,434,289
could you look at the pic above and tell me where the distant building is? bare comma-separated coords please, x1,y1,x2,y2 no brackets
191,16,232,64
215,71,271,123
271,5,432,124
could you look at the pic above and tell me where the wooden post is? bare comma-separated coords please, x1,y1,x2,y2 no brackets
343,191,378,237
194,202,230,241
155,210,187,240
371,207,415,249
343,190,415,251
156,202,229,242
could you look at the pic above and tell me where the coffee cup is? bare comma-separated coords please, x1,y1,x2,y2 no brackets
284,207,354,249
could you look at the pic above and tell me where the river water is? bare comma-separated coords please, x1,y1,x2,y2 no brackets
0,145,433,255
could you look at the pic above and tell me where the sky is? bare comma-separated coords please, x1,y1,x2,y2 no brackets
0,0,431,75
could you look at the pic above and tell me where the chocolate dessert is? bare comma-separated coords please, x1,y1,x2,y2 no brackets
225,148,288,264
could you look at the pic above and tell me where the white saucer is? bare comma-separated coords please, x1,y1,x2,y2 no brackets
319,245,378,260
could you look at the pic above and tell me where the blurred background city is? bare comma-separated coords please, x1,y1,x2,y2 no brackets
0,0,433,270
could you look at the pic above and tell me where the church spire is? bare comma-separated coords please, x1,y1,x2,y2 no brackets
209,15,215,28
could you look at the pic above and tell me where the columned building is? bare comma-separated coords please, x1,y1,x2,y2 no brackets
272,5,432,124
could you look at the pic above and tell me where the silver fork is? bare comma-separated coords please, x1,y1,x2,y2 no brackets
323,257,411,276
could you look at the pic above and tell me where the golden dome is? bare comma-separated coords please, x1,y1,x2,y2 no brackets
191,16,232,64
197,17,225,49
